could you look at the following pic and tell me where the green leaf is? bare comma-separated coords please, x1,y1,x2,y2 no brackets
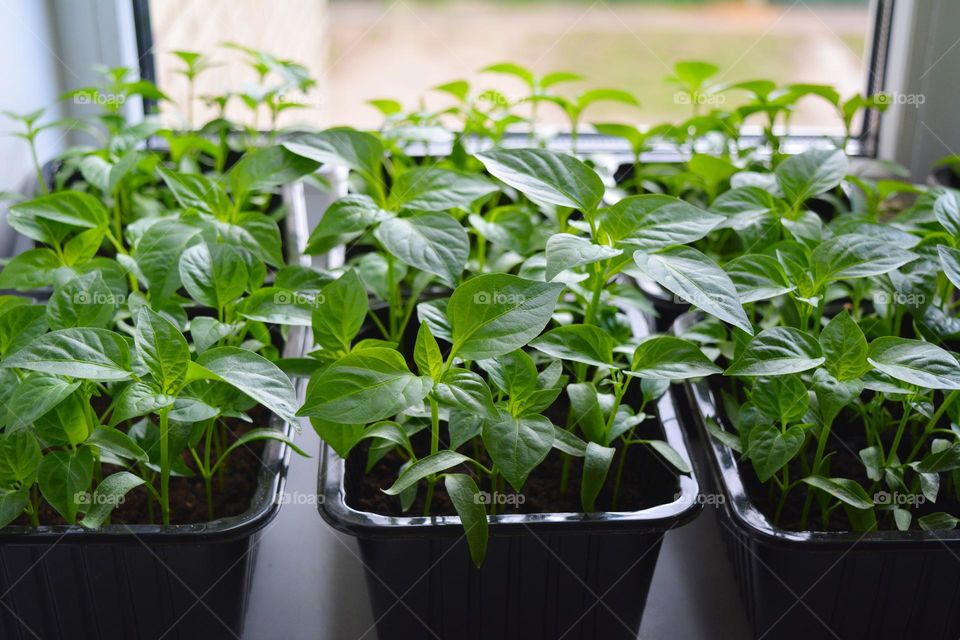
0,489,29,528
436,368,497,418
389,168,497,212
38,448,94,523
0,430,42,485
748,424,806,482
212,427,308,474
867,337,960,390
86,426,149,462
47,272,117,330
567,383,606,444
0,248,61,289
8,192,108,243
475,148,604,212
34,391,88,446
812,234,917,285
136,307,189,389
726,327,825,376
311,418,365,458
629,336,721,380
775,149,848,207
198,347,300,427
802,475,873,510
544,233,621,281
552,426,588,456
530,324,615,368
751,375,808,424
918,512,960,531
2,327,132,380
859,446,884,481
938,245,960,290
934,191,960,237
375,212,469,286
362,421,414,456
304,195,390,254
445,473,488,567
414,322,443,379
299,348,432,423
914,443,960,473
820,311,870,381
2,373,80,432
135,219,204,302
0,305,48,358
312,270,368,353
239,288,313,327
483,414,554,491
179,242,248,309
448,274,564,361
646,440,691,473
157,167,229,215
226,145,320,201
79,471,146,528
383,450,470,495
283,128,384,196
111,382,176,424
725,254,795,303
598,195,723,249
812,368,862,426
633,246,752,334
581,442,615,512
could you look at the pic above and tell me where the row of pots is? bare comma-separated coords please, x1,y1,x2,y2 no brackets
2,157,959,640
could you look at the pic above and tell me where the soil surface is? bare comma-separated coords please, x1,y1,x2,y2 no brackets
349,414,679,517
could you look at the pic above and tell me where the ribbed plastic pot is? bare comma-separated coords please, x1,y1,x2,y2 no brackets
318,308,702,640
675,312,960,640
0,327,307,640
0,181,312,640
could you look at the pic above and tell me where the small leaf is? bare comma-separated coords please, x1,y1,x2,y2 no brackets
629,336,721,380
530,324,615,369
802,476,873,510
445,474,488,567
80,472,146,528
383,450,470,495
483,414,554,491
581,442,615,511
867,337,960,390
475,148,604,212
748,424,806,482
414,322,443,379
726,328,825,377
2,327,132,381
820,311,870,381
544,234,621,281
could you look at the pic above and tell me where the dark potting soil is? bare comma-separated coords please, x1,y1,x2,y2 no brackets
716,379,960,532
347,418,679,518
17,406,271,527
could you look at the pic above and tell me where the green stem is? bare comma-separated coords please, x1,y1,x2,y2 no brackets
886,399,914,466
30,139,48,195
159,407,171,525
422,396,440,517
906,389,960,463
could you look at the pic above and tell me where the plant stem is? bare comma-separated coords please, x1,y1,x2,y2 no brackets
29,139,48,195
583,262,606,325
886,399,914,466
158,407,171,525
204,418,215,521
422,396,440,517
906,389,960,463
801,420,832,528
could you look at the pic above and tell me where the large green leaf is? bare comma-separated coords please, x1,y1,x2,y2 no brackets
448,274,564,360
227,145,320,201
724,254,794,303
598,195,723,249
934,191,960,237
389,168,497,212
2,373,80,431
283,128,384,195
475,148,604,212
726,327,824,376
482,413,554,491
135,307,189,389
157,167,230,216
8,192,108,244
628,336,722,380
0,248,62,289
544,233,621,281
298,348,432,423
3,328,132,380
867,337,960,390
375,212,469,285
178,242,248,309
819,311,870,381
46,272,117,330
751,375,808,425
38,448,94,524
304,195,390,254
530,324,615,368
312,270,368,353
748,424,805,482
812,234,918,285
445,473,488,567
775,149,848,208
633,246,752,334
135,219,204,303
197,347,300,426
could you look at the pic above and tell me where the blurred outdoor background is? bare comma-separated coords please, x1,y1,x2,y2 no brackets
148,0,872,132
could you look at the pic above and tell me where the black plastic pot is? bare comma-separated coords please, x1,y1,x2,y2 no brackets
318,308,702,640
0,327,307,640
675,312,960,640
